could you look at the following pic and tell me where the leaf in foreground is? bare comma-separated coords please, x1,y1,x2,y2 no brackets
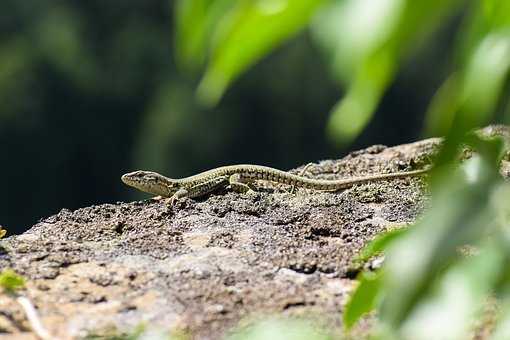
343,271,383,331
355,227,408,263
198,0,324,106
0,269,26,293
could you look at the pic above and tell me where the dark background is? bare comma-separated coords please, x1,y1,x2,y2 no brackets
1,1,454,234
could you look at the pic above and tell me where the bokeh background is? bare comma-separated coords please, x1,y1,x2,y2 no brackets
0,1,477,233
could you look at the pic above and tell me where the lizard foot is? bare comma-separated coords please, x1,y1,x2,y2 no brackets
162,194,182,207
162,197,176,206
162,189,189,207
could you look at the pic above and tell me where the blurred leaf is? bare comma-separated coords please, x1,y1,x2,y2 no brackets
174,0,235,70
490,183,510,237
356,226,408,263
424,74,461,137
426,1,510,136
460,32,510,124
491,300,510,340
400,242,504,340
347,138,508,337
0,226,6,239
312,0,402,143
379,143,504,330
174,0,209,69
0,269,26,294
456,0,510,68
392,0,463,53
327,47,396,143
485,0,510,29
197,0,325,106
343,271,383,331
505,101,510,124
313,0,462,143
312,0,403,83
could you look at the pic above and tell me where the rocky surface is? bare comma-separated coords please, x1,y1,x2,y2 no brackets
2,129,507,339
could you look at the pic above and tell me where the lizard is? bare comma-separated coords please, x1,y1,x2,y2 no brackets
121,164,430,205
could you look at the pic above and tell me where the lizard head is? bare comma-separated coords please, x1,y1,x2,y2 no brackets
121,170,179,197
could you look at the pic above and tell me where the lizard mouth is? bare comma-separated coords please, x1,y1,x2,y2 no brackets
121,172,137,186
121,173,152,194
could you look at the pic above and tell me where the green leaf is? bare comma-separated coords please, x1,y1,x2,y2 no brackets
424,74,461,136
399,242,504,340
491,300,510,340
0,269,26,293
426,1,510,136
343,271,383,331
327,47,396,144
198,0,325,106
380,156,502,328
484,0,510,29
174,0,236,70
356,226,409,263
459,31,510,127
489,183,510,233
313,0,462,143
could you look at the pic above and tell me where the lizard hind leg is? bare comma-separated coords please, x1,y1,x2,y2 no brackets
291,162,315,194
229,174,256,194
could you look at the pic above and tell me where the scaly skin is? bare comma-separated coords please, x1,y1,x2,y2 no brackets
121,164,429,204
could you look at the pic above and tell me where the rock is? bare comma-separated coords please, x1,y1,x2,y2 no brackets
1,127,508,339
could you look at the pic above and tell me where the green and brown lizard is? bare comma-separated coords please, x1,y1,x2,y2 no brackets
121,164,429,205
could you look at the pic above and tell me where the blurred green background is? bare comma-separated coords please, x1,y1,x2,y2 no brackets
0,1,490,233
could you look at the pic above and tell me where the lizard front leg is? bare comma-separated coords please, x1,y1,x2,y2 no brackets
167,188,189,205
167,176,229,205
